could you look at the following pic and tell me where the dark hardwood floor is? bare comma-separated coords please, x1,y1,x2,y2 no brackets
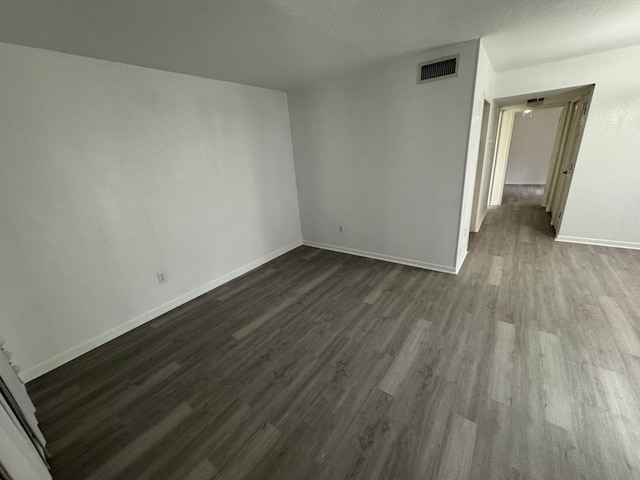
28,185,640,479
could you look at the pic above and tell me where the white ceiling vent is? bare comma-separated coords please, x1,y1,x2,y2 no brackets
417,55,459,84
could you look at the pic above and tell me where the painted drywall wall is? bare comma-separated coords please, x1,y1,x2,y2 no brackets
288,40,479,273
505,108,562,185
457,40,496,258
494,43,640,248
0,42,302,380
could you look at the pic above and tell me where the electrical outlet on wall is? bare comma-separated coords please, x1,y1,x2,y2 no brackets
157,271,167,284
338,225,344,233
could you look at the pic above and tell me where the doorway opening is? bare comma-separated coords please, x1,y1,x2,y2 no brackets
486,85,594,236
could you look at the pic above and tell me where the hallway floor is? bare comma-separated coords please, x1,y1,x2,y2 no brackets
29,184,640,479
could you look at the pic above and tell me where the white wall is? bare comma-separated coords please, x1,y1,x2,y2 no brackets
505,108,562,185
494,44,640,248
0,42,302,381
288,40,479,273
458,40,496,253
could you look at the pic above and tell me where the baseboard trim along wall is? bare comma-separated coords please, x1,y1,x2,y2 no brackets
455,250,468,274
471,209,489,233
20,240,303,383
303,241,458,275
555,235,640,250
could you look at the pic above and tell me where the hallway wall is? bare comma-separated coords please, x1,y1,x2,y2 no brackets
505,107,562,185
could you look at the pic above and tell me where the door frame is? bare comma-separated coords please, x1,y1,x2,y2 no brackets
485,85,594,232
470,99,492,232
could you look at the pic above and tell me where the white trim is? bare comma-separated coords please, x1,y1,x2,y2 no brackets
471,209,489,233
555,236,640,250
455,250,468,274
20,240,303,382
303,241,457,275
504,181,546,185
477,209,489,232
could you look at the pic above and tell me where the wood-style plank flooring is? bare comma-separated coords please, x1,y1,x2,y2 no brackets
28,185,640,479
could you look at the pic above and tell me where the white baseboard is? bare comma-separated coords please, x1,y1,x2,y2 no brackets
555,235,640,251
20,240,303,383
455,250,468,274
471,209,489,233
504,181,546,185
479,208,489,225
303,241,457,275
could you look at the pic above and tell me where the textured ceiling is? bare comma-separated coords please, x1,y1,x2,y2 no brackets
1,0,639,90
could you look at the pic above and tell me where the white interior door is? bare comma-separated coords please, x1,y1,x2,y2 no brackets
546,102,576,216
552,92,591,233
0,353,49,478
0,354,45,449
0,396,51,479
488,109,516,206
542,105,568,209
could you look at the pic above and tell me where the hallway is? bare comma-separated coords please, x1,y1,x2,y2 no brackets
467,183,640,479
28,185,640,479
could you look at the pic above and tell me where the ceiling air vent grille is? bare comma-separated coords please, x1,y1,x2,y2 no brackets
418,55,459,84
